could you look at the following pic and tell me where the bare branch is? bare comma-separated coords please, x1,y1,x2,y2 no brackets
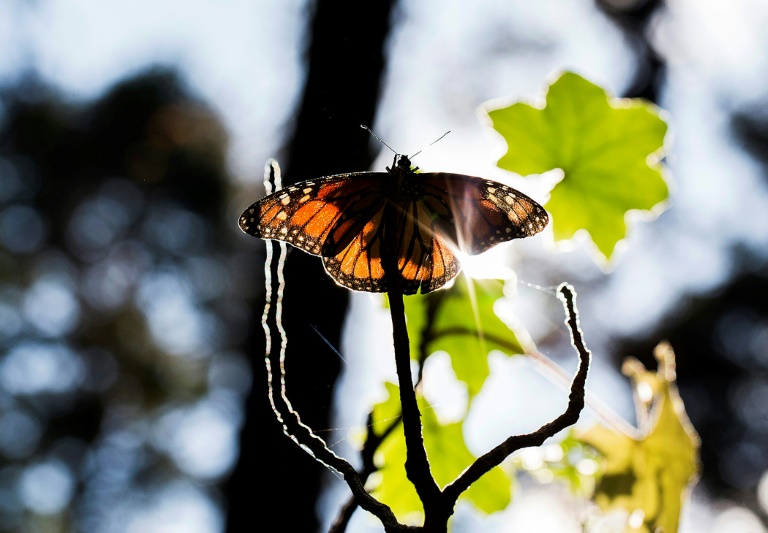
260,161,404,529
442,283,591,504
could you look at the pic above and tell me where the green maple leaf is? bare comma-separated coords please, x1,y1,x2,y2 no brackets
371,382,512,522
577,343,700,533
483,71,669,261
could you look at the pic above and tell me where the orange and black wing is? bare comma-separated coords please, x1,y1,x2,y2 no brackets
379,172,549,294
420,173,549,255
385,191,459,294
240,172,396,292
319,174,460,295
239,172,385,256
320,193,459,295
321,200,389,293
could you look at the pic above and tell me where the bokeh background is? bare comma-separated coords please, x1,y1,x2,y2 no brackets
1,0,767,531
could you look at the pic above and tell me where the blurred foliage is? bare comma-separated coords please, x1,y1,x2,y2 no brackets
618,267,768,498
369,278,525,522
517,344,699,533
0,70,251,532
512,432,602,496
371,382,512,522
402,277,526,398
484,71,669,262
579,343,699,533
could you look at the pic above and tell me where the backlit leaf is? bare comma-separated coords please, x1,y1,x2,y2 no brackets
577,343,700,533
371,382,513,521
403,277,527,399
483,71,669,262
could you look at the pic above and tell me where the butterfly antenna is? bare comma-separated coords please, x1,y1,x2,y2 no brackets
410,130,451,159
360,124,398,155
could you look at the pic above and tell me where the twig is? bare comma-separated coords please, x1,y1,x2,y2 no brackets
260,160,405,530
331,286,441,531
441,283,591,505
329,412,402,533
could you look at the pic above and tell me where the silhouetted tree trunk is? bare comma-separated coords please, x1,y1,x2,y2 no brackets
224,1,397,530
594,0,666,101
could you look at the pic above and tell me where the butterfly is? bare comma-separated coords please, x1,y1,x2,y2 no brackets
239,154,548,295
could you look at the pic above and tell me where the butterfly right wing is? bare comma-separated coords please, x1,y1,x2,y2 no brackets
239,172,384,256
421,173,549,255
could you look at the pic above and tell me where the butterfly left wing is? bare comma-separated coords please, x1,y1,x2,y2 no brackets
321,202,389,293
239,172,384,256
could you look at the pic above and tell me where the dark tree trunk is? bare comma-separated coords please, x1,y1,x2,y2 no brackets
224,1,398,531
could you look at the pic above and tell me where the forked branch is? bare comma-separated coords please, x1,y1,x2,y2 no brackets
333,282,591,532
260,160,406,530
442,283,590,503
259,163,590,531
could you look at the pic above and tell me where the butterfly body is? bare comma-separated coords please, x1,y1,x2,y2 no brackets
240,155,548,294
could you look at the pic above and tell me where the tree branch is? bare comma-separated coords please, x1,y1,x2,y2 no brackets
442,283,591,504
387,286,442,505
329,412,402,533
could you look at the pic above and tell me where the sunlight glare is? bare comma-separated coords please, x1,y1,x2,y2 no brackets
458,250,518,282
636,381,654,404
627,509,645,529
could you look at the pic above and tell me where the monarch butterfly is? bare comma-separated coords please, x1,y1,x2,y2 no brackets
239,154,548,294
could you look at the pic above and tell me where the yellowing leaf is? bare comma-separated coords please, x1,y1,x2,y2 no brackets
483,71,669,262
578,343,700,533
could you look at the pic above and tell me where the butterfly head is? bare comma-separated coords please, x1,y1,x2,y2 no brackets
388,154,417,174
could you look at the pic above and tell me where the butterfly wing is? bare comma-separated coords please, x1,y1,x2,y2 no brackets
420,173,549,255
321,202,388,293
240,168,548,295
389,194,459,294
320,172,548,295
321,196,460,295
239,172,385,256
240,172,398,292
